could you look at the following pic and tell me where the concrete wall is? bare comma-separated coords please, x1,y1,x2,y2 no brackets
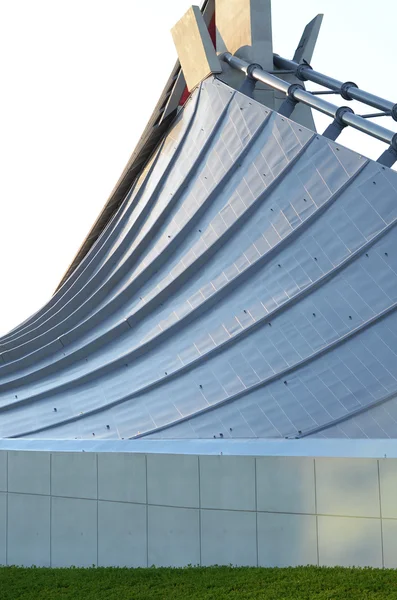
0,449,396,568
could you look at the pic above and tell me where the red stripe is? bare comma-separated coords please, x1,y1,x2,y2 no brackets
208,12,216,46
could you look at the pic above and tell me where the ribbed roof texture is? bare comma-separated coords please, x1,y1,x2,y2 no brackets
1,78,397,440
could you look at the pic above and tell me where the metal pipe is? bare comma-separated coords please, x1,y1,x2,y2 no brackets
250,65,290,94
273,55,341,88
222,52,397,149
292,87,337,117
349,89,395,114
342,112,395,145
223,53,289,94
273,54,397,119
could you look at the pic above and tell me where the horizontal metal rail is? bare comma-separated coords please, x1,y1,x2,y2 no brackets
273,54,397,121
222,52,397,166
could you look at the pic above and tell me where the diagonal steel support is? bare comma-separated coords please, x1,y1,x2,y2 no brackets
278,83,305,118
322,106,354,141
377,135,397,167
238,63,261,97
293,14,324,64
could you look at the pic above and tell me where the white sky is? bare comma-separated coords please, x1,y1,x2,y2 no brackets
0,0,396,335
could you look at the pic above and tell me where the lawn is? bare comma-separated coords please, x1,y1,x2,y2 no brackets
1,565,397,599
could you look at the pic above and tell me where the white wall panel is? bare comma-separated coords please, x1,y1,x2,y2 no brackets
147,454,199,508
201,509,257,566
316,458,380,518
98,453,146,503
1,449,396,569
0,493,6,566
8,451,50,495
51,453,97,500
381,519,397,569
257,512,317,567
7,493,50,567
318,516,382,568
148,505,200,567
378,459,397,519
200,456,255,511
98,501,147,567
256,457,315,514
0,452,6,492
51,497,97,567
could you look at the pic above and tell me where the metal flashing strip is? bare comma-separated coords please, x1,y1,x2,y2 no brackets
0,437,396,459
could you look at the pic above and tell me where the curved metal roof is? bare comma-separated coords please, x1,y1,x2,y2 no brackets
1,77,397,440
55,0,216,291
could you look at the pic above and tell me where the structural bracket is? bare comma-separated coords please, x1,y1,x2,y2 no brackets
322,106,354,141
377,134,397,168
278,83,305,118
239,63,262,97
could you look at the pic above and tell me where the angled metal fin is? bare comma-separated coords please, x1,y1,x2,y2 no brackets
293,14,323,64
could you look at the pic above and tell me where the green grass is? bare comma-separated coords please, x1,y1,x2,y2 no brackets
1,566,397,599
